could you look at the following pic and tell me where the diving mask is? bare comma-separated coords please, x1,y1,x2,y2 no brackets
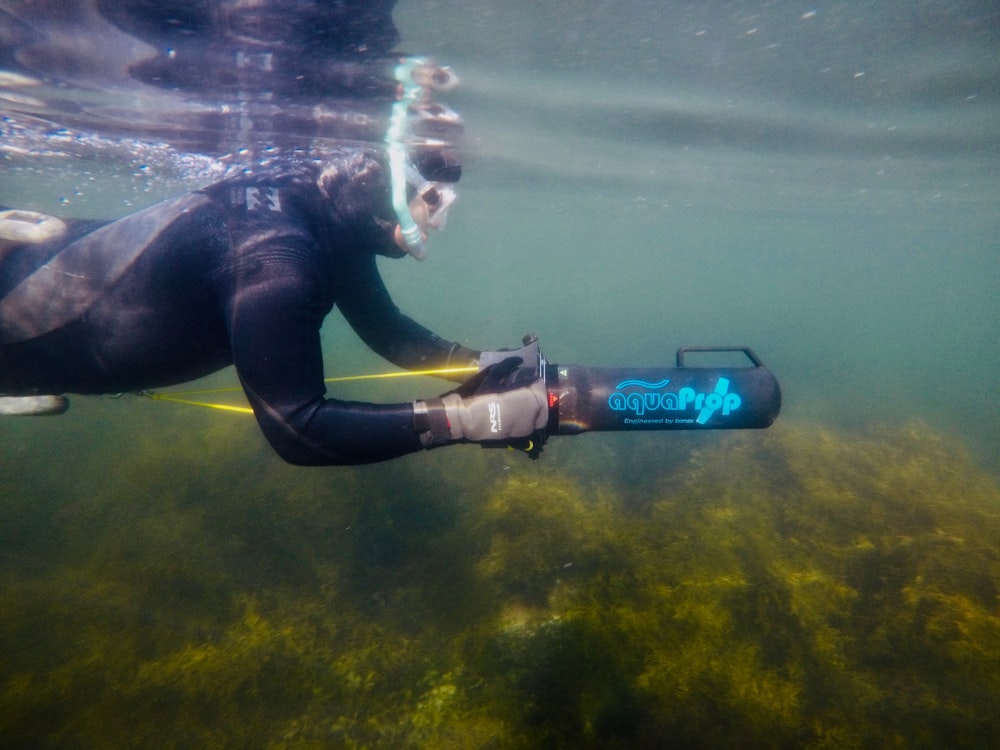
410,63,459,93
406,157,456,231
410,182,457,233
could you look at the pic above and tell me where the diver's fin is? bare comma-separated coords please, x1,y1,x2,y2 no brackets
0,209,68,244
0,395,69,416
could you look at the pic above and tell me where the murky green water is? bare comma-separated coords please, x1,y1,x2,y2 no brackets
2,2,998,748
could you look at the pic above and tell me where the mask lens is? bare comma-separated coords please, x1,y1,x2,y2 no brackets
421,186,442,209
409,184,455,232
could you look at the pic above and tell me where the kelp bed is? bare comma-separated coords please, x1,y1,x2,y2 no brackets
1,417,998,749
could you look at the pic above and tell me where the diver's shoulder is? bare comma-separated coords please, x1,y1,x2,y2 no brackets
212,160,321,185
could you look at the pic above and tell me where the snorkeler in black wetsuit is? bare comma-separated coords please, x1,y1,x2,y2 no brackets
0,0,551,465
0,147,549,465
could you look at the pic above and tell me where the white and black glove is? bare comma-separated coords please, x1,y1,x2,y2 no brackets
414,356,549,450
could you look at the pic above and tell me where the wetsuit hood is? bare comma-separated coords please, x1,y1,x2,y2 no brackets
314,149,408,259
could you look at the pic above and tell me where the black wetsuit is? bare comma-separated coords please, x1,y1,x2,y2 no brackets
0,148,475,465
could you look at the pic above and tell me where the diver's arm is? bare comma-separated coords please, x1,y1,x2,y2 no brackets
337,253,479,377
226,264,424,466
227,266,549,463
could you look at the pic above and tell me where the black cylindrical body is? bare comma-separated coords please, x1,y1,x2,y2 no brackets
547,358,781,434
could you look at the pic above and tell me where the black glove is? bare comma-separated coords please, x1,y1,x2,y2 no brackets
447,356,531,398
415,356,549,448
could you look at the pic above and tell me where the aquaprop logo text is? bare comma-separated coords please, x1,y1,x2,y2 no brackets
608,378,742,425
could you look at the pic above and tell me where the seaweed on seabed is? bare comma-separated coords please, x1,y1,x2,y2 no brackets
1,420,998,749
461,423,1000,749
0,419,514,749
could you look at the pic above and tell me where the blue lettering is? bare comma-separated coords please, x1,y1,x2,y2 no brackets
678,387,697,410
608,392,627,412
625,391,647,415
608,376,744,423
724,392,741,414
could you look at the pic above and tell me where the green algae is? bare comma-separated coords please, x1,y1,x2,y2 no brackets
1,419,998,748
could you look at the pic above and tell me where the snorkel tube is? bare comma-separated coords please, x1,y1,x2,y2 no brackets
386,56,460,261
386,68,426,259
479,337,782,458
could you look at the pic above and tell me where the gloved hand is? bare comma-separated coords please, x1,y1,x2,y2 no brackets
414,356,549,448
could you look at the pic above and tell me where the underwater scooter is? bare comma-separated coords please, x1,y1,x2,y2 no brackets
478,336,782,458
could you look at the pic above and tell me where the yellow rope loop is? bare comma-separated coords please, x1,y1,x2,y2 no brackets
140,365,478,416
144,392,255,414
323,366,477,384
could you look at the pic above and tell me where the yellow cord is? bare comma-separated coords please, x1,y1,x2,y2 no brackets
144,393,255,414
323,366,477,384
140,365,478,416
